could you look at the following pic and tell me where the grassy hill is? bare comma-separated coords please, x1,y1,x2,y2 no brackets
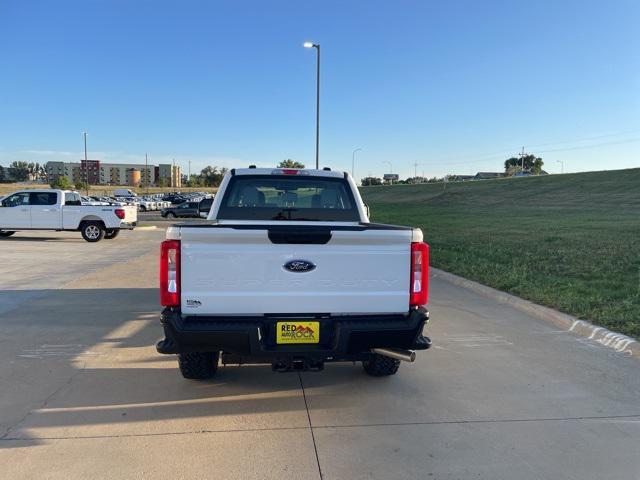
360,168,640,338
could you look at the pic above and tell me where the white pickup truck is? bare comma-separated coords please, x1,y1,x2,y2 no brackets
0,189,137,242
157,167,431,379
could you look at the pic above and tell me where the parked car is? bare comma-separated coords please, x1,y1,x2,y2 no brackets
81,196,110,206
114,188,137,198
160,201,201,218
137,198,157,211
162,194,186,205
0,190,137,241
198,197,214,218
156,167,431,379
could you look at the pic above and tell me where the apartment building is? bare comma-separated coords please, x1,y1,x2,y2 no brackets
46,161,181,187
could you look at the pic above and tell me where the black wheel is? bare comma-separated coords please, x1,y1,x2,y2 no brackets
363,353,401,377
178,352,219,379
104,229,120,239
139,205,147,212
0,231,15,238
80,221,106,242
166,212,176,219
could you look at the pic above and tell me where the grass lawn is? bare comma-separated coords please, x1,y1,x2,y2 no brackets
360,168,640,339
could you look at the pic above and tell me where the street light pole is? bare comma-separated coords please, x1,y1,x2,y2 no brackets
304,42,320,169
83,131,89,195
145,153,149,194
352,148,362,180
556,160,564,174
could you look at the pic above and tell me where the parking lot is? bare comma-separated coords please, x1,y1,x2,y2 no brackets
0,229,638,479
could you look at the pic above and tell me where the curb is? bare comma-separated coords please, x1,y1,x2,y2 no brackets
134,226,159,231
432,268,638,357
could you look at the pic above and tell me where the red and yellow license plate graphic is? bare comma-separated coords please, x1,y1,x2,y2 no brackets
276,322,319,344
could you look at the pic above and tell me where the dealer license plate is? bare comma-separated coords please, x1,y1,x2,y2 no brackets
276,321,320,344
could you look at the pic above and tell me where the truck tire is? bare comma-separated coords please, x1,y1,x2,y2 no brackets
362,353,401,377
178,352,219,379
0,231,15,238
81,221,106,242
139,205,147,212
104,229,120,239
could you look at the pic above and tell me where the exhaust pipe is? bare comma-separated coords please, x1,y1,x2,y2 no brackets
371,348,416,362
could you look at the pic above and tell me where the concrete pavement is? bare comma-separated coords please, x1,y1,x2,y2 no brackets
0,230,638,479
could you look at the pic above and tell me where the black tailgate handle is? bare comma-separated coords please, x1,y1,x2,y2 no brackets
268,228,332,244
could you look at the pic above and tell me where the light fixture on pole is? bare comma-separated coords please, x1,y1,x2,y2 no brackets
303,41,320,169
352,148,362,180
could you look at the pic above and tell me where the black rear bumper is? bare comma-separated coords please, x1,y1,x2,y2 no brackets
156,307,430,363
119,222,136,230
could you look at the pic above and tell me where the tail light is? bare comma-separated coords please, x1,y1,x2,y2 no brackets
115,208,125,219
160,240,180,307
410,242,429,308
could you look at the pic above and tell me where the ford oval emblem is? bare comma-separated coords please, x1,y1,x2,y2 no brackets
284,260,316,273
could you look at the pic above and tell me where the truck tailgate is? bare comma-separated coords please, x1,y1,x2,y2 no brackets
123,205,137,223
179,226,413,315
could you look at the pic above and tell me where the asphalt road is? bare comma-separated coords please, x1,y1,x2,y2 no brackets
0,230,638,479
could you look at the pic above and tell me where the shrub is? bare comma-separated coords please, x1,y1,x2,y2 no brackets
50,176,73,189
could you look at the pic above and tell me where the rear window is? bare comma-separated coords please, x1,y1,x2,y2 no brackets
218,175,360,221
64,192,81,206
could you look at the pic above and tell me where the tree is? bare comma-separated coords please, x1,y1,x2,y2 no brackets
75,181,89,191
27,162,39,179
51,176,73,189
504,154,544,175
199,166,228,187
0,165,5,182
278,159,305,169
406,176,428,184
8,161,30,181
33,162,47,182
183,174,203,187
361,177,383,186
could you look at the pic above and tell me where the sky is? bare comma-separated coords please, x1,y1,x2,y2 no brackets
0,0,638,180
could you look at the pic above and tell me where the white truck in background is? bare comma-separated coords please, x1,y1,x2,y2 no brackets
0,189,137,242
157,167,431,379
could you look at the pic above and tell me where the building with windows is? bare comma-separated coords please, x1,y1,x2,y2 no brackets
46,161,181,187
80,160,101,184
157,164,182,188
45,161,81,184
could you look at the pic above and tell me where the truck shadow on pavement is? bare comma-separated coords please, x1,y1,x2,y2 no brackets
1,235,86,242
0,287,356,449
